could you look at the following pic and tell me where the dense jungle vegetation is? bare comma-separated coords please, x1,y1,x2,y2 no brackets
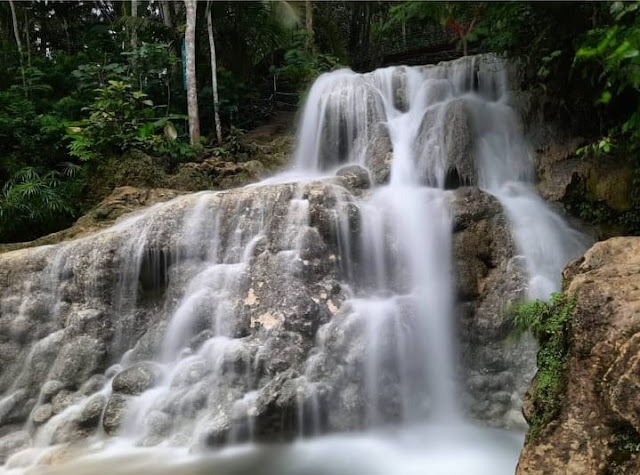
0,1,638,243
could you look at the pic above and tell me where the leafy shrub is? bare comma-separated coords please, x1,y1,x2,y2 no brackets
66,80,155,160
66,80,191,164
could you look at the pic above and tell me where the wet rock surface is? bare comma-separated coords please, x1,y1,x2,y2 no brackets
0,177,531,452
0,431,29,464
450,188,534,428
112,362,162,395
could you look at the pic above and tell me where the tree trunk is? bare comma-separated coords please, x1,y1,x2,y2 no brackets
131,0,138,51
184,0,200,147
23,9,31,68
206,1,223,145
402,17,407,48
8,0,26,95
305,0,314,52
161,0,173,28
62,18,72,53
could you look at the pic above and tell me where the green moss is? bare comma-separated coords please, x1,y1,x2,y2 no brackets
510,292,575,442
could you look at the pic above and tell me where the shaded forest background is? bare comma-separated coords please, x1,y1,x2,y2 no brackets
0,1,638,243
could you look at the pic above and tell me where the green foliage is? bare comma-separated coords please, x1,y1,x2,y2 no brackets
71,63,129,92
146,133,196,170
575,1,640,152
66,80,189,164
210,67,249,125
387,2,484,54
0,165,82,242
66,80,153,160
576,137,614,157
277,47,340,88
224,126,247,154
273,31,340,91
123,42,180,99
614,425,640,453
510,292,575,442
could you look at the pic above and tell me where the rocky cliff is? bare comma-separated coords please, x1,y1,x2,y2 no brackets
517,237,640,474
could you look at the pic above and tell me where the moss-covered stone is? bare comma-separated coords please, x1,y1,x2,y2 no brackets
587,165,633,212
511,293,575,442
89,150,168,202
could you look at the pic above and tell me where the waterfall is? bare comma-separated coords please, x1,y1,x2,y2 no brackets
0,55,588,474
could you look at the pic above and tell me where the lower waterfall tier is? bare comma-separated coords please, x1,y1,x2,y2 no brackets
0,175,533,467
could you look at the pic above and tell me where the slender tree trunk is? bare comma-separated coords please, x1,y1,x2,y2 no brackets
184,0,200,147
62,18,72,53
305,0,314,52
130,0,139,89
161,1,179,62
206,1,223,145
161,0,173,28
131,0,138,51
23,10,31,68
8,0,26,95
402,17,407,48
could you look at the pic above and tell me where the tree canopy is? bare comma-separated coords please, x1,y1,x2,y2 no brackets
0,1,638,243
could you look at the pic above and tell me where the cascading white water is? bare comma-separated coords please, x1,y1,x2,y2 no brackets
0,55,589,475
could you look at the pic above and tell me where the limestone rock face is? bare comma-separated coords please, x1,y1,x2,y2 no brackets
450,188,534,428
0,175,532,453
416,98,475,188
364,124,394,185
112,362,162,395
517,237,640,474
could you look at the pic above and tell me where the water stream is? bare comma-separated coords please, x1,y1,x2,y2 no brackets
0,55,588,474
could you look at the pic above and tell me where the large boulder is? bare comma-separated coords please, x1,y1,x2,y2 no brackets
450,188,534,427
517,237,640,474
112,362,162,395
416,98,475,188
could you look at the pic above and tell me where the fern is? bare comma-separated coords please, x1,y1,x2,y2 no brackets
0,166,80,242
509,292,576,442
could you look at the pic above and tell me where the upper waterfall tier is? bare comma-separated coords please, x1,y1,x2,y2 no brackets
292,54,521,188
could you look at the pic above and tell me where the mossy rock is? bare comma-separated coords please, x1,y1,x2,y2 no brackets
86,149,168,205
165,164,216,192
587,164,633,212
